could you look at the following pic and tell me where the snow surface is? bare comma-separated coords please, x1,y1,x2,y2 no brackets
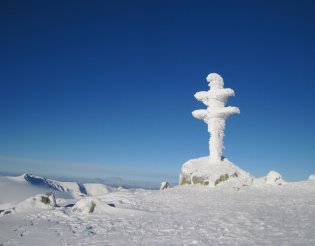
0,176,315,245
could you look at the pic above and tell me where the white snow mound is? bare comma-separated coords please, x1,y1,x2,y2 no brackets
308,174,315,181
84,183,112,196
254,170,286,186
179,156,253,187
265,171,285,185
71,197,114,214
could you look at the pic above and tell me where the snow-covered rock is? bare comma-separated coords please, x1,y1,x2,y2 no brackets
254,171,285,186
43,192,57,206
71,198,114,214
179,156,253,187
160,181,170,190
264,171,285,185
308,174,315,181
1,193,57,216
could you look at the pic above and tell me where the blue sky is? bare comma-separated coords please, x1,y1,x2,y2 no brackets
0,0,314,182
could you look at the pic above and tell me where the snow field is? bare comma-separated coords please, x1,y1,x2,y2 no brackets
1,181,315,245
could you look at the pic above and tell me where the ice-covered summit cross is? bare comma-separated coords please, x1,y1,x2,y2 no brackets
192,73,240,162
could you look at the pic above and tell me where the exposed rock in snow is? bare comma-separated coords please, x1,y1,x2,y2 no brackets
71,197,114,214
43,192,57,206
160,181,170,190
0,207,16,216
308,174,315,181
179,156,253,187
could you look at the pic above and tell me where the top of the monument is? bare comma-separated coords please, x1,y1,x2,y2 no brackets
206,73,224,89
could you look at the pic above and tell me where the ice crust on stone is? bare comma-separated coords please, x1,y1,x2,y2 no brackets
179,156,253,187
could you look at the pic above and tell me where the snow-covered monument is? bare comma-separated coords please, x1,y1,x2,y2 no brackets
192,73,240,162
179,73,252,186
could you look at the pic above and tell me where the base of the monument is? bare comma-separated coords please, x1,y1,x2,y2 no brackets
179,156,253,187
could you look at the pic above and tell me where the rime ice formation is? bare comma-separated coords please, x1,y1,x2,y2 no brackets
179,73,251,186
192,73,240,161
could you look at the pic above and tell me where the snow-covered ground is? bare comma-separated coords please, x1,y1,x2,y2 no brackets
1,174,315,245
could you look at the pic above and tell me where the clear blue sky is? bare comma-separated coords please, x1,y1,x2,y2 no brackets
0,0,314,182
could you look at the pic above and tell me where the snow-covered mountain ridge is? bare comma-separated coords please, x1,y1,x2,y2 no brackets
0,173,114,210
22,173,113,196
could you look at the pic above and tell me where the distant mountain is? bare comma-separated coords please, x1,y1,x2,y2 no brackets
1,172,163,191
23,174,69,192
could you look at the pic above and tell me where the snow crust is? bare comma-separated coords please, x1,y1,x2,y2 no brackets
1,178,315,245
